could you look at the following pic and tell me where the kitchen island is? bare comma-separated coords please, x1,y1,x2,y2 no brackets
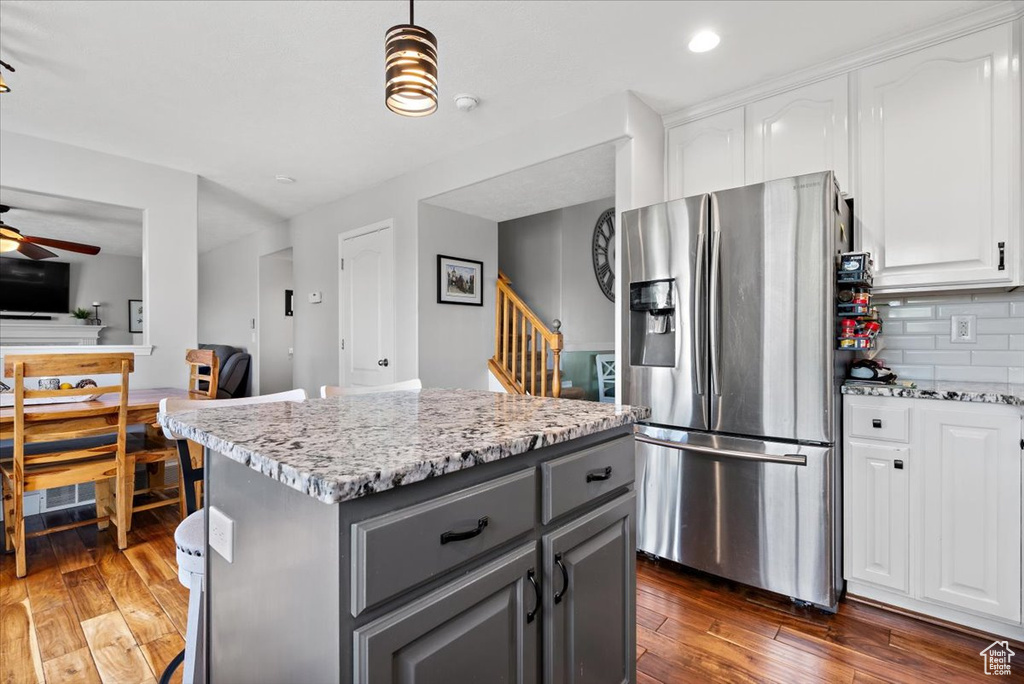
160,388,649,684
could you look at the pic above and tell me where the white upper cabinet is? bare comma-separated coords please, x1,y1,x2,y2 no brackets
857,25,1020,291
745,75,850,192
666,107,744,200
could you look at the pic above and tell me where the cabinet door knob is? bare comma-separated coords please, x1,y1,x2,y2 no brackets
894,460,904,470
872,419,883,428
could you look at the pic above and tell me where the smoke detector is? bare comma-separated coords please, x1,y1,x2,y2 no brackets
454,94,479,112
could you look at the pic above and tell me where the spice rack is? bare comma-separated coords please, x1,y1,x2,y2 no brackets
836,252,880,351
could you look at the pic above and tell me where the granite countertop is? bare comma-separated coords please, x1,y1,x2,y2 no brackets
842,381,1024,406
159,388,650,504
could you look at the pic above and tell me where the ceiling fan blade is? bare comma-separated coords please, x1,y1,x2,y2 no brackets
16,241,59,260
22,235,101,255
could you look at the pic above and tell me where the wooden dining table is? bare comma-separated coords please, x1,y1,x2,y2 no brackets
0,386,191,440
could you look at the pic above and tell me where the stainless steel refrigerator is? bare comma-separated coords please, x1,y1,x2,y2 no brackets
621,171,851,611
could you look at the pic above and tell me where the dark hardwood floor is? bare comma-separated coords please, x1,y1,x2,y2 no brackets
635,556,1024,683
3,503,1021,683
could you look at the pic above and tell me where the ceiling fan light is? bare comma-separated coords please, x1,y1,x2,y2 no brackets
385,23,438,117
0,74,9,94
0,237,19,252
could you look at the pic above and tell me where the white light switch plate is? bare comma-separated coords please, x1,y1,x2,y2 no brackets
208,506,235,563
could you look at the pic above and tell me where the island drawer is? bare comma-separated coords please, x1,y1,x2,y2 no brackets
350,468,537,617
541,435,633,523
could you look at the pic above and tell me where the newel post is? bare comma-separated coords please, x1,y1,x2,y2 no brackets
551,319,563,398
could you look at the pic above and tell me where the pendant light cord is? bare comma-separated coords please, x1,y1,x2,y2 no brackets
409,0,414,26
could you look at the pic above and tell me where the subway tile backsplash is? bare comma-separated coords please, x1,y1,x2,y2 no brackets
877,290,1024,384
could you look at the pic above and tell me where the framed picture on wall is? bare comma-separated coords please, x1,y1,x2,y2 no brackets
437,255,484,306
128,299,144,333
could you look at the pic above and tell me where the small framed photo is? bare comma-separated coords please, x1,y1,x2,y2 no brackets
437,255,484,306
128,299,144,333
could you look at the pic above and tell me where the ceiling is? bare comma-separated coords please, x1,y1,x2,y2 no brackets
0,187,143,260
426,144,615,223
0,0,997,224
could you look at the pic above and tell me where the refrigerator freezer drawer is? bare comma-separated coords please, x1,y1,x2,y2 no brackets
634,427,840,609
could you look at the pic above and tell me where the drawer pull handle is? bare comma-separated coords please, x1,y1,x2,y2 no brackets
554,553,569,604
526,569,540,623
872,419,882,428
586,466,613,483
440,516,489,545
894,460,904,470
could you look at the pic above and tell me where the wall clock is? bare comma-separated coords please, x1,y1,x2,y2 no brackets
591,208,615,302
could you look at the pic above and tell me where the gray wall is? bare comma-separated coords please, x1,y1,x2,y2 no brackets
418,204,498,390
878,290,1024,384
258,251,295,394
198,223,291,394
286,93,664,397
498,197,616,351
69,254,143,345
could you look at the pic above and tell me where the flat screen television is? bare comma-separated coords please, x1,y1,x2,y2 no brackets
0,257,71,314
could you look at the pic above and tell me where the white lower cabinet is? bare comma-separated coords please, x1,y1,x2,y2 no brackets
846,441,908,593
920,406,1021,623
844,396,1023,637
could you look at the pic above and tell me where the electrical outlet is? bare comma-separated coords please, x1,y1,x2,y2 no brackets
208,506,235,563
950,314,976,344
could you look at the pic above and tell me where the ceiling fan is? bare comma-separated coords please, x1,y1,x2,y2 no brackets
0,204,102,260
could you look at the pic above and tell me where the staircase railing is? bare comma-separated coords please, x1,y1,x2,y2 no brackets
489,271,563,397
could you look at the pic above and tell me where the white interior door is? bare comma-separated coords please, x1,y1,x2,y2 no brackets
339,222,395,387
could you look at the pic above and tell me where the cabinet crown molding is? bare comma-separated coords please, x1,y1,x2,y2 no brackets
662,1,1022,128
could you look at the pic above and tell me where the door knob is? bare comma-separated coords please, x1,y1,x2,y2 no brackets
378,358,389,367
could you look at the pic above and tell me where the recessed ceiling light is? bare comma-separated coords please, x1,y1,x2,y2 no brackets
688,30,720,53
275,175,296,184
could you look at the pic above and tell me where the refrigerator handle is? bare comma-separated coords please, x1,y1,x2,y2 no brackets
634,434,807,466
709,222,722,397
693,230,706,396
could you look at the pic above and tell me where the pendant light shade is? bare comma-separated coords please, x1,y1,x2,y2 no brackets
0,74,8,94
385,1,438,117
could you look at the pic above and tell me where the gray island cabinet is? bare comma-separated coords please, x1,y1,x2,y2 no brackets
160,388,649,684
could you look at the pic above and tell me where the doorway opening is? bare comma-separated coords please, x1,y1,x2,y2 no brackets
257,247,294,394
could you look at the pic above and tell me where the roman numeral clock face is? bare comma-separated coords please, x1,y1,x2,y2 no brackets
592,208,616,302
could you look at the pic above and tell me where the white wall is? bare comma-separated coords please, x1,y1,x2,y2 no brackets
69,254,143,345
197,222,290,394
418,204,497,389
498,197,616,351
0,131,198,388
258,251,294,394
289,92,664,396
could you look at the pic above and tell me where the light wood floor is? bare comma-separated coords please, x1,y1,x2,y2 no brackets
3,504,1022,683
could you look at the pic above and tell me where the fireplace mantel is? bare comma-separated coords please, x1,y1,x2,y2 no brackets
0,321,105,346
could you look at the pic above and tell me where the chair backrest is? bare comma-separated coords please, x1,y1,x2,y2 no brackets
4,352,134,465
320,379,423,398
186,349,219,399
595,354,616,403
158,388,309,440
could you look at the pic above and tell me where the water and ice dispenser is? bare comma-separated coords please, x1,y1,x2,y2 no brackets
629,279,675,366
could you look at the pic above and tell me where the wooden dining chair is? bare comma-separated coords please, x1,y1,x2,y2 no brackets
0,353,136,577
319,378,423,398
186,349,220,399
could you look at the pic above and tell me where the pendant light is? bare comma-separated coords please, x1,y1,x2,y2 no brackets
0,59,15,94
384,0,438,117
